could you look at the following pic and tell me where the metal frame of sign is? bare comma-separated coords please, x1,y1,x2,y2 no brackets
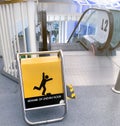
17,50,67,125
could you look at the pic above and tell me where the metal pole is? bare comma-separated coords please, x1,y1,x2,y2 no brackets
6,4,16,76
0,5,8,71
13,3,20,53
112,70,120,93
59,21,62,43
39,10,48,51
10,4,17,56
9,4,18,77
20,2,27,52
2,5,12,74
26,0,36,52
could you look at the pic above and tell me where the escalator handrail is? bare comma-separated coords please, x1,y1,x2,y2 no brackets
67,8,114,51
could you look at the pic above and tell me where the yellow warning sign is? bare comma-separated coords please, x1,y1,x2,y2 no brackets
21,56,64,99
20,55,65,109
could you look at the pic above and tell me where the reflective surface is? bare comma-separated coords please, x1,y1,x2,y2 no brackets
68,8,113,50
109,10,120,49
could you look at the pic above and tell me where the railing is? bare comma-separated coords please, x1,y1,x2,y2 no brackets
0,0,37,80
1,1,120,80
0,0,79,81
0,0,25,4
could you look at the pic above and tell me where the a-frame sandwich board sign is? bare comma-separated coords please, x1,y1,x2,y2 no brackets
17,50,67,125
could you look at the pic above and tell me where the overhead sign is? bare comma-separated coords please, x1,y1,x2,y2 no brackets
21,56,65,109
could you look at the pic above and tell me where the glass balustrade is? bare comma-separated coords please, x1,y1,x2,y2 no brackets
68,8,113,51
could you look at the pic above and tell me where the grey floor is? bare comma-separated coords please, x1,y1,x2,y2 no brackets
1,51,120,126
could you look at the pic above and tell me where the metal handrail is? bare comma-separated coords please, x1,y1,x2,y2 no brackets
0,0,26,4
67,8,114,51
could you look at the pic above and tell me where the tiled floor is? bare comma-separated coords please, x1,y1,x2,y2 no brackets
1,51,120,126
63,51,119,86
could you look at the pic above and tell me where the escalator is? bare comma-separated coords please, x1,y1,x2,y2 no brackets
67,8,120,56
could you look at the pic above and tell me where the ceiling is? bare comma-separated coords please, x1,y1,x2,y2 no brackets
73,0,120,8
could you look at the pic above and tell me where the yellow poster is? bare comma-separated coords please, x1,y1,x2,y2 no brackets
21,56,64,109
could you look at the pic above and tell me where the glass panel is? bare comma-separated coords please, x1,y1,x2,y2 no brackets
47,22,59,43
68,9,110,46
109,10,120,48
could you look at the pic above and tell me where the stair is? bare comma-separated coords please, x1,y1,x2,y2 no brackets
51,42,86,51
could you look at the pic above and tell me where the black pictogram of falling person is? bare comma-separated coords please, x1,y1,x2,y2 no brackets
33,72,53,95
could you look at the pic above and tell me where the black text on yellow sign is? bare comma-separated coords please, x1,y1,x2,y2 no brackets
21,56,65,109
